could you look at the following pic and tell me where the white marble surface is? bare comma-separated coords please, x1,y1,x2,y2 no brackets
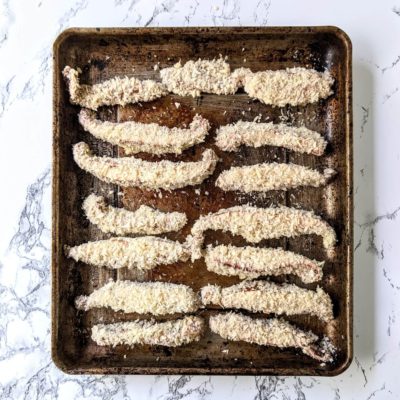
0,0,399,398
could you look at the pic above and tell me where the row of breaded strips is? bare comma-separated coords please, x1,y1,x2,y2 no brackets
64,58,336,362
68,58,334,192
68,204,336,362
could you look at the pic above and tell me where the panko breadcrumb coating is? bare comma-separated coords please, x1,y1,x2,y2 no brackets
83,194,187,235
62,66,167,110
76,280,199,315
205,244,324,283
210,312,335,362
66,236,190,270
216,163,335,193
215,120,327,155
79,109,210,155
92,316,204,347
234,67,334,107
160,58,241,97
201,280,334,322
187,205,336,260
73,142,218,190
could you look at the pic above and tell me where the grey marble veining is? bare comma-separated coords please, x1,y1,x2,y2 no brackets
1,0,400,399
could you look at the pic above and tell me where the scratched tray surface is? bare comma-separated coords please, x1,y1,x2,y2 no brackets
52,27,352,375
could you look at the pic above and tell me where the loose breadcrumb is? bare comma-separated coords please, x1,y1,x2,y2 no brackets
215,120,327,155
83,194,187,235
76,280,199,314
234,67,334,107
62,66,167,110
78,109,210,155
92,316,204,347
160,58,241,97
187,205,336,260
73,142,218,190
201,280,334,322
216,163,335,193
210,312,335,362
66,236,190,270
205,244,324,283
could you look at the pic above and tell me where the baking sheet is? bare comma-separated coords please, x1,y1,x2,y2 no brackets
52,27,352,375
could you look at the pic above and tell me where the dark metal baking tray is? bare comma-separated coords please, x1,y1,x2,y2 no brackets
52,26,352,375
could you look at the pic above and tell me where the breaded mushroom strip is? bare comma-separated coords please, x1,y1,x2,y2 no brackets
73,142,218,190
92,316,204,347
201,280,334,322
79,109,210,155
66,236,190,270
62,66,167,110
215,120,327,156
187,205,336,260
210,312,335,362
76,280,199,315
83,194,187,235
234,67,334,107
205,245,324,283
216,163,335,193
160,58,241,97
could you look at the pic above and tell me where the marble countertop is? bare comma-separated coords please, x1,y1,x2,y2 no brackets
1,0,400,398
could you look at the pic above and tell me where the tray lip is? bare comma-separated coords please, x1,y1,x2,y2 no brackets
52,25,353,50
52,25,353,376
